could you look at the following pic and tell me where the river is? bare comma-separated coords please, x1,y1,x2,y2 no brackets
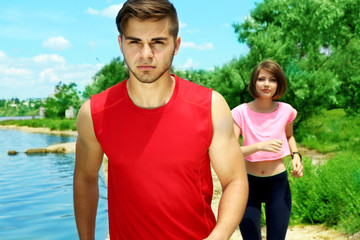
0,128,108,239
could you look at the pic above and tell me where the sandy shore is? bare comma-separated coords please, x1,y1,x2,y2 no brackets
0,124,78,136
2,124,77,154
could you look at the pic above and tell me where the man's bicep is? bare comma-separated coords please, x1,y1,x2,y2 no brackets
209,91,245,188
75,100,104,177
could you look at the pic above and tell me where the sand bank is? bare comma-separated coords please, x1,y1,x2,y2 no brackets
0,124,77,136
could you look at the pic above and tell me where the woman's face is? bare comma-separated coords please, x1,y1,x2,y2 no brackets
255,68,278,99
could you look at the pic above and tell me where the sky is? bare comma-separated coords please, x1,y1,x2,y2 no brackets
0,0,258,100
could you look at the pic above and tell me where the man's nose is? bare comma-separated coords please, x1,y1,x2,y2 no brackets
140,44,154,58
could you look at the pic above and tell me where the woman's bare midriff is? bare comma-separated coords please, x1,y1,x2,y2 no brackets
245,159,286,176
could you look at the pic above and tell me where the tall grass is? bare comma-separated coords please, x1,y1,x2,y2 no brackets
288,109,360,234
0,119,77,131
295,109,360,153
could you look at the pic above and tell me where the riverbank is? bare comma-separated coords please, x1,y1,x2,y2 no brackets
0,124,77,136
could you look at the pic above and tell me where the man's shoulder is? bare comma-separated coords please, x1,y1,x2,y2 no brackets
175,75,212,107
90,80,127,113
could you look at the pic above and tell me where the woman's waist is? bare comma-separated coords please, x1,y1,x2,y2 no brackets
245,159,286,177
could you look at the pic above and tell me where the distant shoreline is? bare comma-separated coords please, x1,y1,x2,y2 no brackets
0,124,77,136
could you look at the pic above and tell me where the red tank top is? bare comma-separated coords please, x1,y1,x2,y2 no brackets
91,75,215,239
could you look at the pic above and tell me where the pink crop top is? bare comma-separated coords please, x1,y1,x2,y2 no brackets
231,102,297,162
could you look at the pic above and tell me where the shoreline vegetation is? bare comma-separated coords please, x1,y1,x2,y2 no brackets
1,110,360,239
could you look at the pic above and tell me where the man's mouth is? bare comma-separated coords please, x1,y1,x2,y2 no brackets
138,65,155,71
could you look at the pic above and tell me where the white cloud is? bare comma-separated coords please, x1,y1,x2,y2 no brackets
39,68,60,83
179,21,187,29
223,23,231,28
3,67,32,76
42,36,71,50
0,53,102,99
87,4,123,18
183,58,193,69
181,42,215,51
88,41,97,51
86,7,100,15
0,50,6,59
33,54,66,64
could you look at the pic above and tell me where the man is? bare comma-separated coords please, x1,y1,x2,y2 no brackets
73,0,248,239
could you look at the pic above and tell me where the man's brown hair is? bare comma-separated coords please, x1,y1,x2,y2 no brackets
116,0,179,40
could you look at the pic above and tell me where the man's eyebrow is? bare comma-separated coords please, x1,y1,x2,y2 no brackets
152,37,168,41
124,36,141,41
124,36,169,41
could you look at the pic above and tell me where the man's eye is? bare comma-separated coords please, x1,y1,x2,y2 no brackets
129,41,139,44
154,41,164,44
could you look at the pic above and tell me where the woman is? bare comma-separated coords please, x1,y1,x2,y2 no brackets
231,60,303,240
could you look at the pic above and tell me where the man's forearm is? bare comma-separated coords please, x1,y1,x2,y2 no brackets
207,179,248,240
74,175,100,240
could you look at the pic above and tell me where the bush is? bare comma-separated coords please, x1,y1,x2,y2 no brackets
289,152,360,234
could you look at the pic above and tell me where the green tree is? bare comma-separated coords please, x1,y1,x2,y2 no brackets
83,57,129,99
232,0,360,118
44,82,81,119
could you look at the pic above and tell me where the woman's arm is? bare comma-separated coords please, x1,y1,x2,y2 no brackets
286,122,303,178
233,122,283,157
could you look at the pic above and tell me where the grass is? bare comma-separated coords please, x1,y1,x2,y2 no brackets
0,118,77,131
288,109,360,234
295,108,360,154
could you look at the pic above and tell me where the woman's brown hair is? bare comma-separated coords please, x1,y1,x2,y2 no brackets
248,60,287,99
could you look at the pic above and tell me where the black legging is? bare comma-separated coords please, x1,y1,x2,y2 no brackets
240,171,291,240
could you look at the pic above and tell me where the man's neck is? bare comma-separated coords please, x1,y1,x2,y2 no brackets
126,75,175,109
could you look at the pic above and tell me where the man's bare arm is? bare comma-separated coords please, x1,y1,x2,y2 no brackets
73,100,104,240
206,91,248,240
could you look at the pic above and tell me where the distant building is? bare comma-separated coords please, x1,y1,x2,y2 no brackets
65,106,75,119
39,107,46,119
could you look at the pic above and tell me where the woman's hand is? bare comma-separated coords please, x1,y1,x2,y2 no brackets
291,156,303,178
258,139,283,153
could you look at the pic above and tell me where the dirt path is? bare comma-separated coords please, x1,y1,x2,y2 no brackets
211,146,359,240
211,167,352,240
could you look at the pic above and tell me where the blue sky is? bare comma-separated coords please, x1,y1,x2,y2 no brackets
0,0,258,99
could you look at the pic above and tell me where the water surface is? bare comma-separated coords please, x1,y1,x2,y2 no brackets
0,128,108,240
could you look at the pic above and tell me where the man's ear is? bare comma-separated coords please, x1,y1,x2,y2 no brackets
174,36,181,55
118,35,124,54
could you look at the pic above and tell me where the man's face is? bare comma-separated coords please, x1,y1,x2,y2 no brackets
119,17,180,84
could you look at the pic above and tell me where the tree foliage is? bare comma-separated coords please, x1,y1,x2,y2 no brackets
85,0,359,119
83,57,129,99
233,0,360,118
44,82,81,119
